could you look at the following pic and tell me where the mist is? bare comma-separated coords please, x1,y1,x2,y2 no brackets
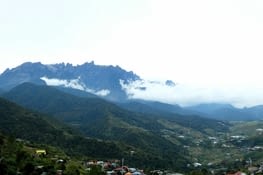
120,79,263,108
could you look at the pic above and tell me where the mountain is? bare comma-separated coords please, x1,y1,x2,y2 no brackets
244,105,263,120
117,100,230,136
55,86,99,98
2,83,233,169
186,103,263,121
2,61,263,121
1,96,192,169
0,61,140,101
2,83,190,168
3,83,229,134
186,103,235,114
0,97,129,159
119,100,203,116
119,100,263,121
120,99,263,121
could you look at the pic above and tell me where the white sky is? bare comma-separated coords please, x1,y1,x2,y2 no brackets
1,0,263,107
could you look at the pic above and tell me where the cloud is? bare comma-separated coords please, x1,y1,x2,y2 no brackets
40,76,110,97
40,76,85,90
85,88,110,97
120,79,263,108
120,79,182,103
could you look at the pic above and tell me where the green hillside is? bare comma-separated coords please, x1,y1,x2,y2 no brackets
3,83,229,135
0,131,77,174
0,97,128,159
2,83,192,169
2,83,237,170
1,83,263,173
0,96,191,170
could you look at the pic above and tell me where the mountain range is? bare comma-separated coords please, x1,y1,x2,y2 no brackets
1,61,263,172
0,96,127,159
2,82,232,165
1,61,263,121
1,93,193,169
1,82,192,169
0,61,139,102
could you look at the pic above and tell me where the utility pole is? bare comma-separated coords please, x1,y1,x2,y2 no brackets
122,158,124,175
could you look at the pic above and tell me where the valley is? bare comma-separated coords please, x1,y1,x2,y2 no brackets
0,62,262,174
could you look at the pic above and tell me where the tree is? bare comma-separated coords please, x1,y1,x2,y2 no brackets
64,162,80,175
22,162,35,175
88,165,104,175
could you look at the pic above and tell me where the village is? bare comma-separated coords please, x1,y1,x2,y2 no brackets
15,124,260,175
160,126,263,175
31,130,263,175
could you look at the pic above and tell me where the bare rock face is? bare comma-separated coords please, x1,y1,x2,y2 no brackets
0,61,140,101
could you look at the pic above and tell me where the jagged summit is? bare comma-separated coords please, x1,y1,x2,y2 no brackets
0,61,140,101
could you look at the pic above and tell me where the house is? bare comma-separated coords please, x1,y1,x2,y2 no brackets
227,171,246,175
35,149,47,156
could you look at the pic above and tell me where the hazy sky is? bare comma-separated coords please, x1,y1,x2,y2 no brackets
1,0,263,107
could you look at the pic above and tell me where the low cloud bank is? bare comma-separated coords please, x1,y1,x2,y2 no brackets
40,76,110,97
120,79,263,108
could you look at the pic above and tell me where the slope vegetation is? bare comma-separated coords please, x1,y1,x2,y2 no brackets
0,97,127,159
2,83,233,170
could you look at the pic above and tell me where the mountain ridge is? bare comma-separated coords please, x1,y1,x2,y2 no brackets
186,103,263,121
0,61,140,101
2,83,194,169
0,96,128,159
1,61,263,121
1,95,192,169
2,82,229,134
